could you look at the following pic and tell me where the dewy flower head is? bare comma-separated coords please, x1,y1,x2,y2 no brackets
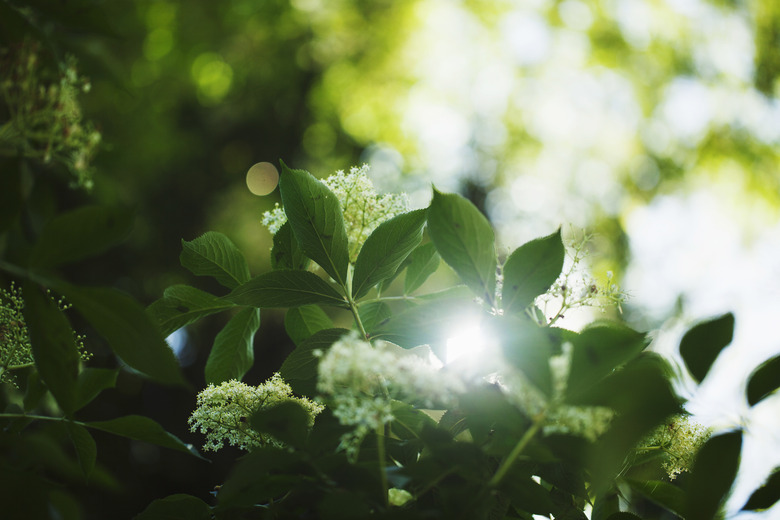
316,332,465,458
188,373,324,452
262,165,410,261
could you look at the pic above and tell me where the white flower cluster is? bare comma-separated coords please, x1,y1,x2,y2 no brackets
0,283,33,385
316,332,465,459
534,232,627,324
500,342,614,442
188,373,324,452
262,165,410,261
638,414,711,480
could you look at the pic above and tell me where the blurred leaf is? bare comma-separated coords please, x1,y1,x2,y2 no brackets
285,304,333,345
65,421,96,481
23,282,79,415
373,297,480,350
147,284,236,337
591,489,620,520
497,315,556,396
250,401,310,449
180,231,251,290
217,448,304,509
404,242,441,295
86,415,206,460
55,282,186,386
390,400,437,440
684,430,742,520
278,162,349,286
205,307,260,384
746,354,780,406
358,300,391,335
29,205,133,269
625,479,685,518
679,313,734,383
279,328,350,395
134,494,212,520
225,269,345,308
499,467,557,516
566,322,647,400
75,367,118,411
502,228,564,314
23,370,48,412
427,189,497,305
352,209,427,299
606,514,642,520
271,221,310,270
587,354,682,489
743,468,780,511
0,157,22,232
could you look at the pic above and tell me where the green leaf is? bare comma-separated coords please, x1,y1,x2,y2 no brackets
147,284,236,337
427,189,496,304
250,401,310,449
679,313,734,383
134,494,212,520
502,229,564,314
75,368,118,411
404,242,441,295
591,490,620,520
278,162,349,286
65,422,96,481
746,354,780,406
55,282,186,387
566,322,648,400
23,282,79,415
358,301,392,335
743,468,780,511
606,514,642,520
279,328,349,395
625,479,685,518
180,231,251,289
352,209,427,299
205,307,260,384
684,431,742,520
29,205,133,268
86,415,205,460
284,305,333,345
225,270,346,308
271,221,310,270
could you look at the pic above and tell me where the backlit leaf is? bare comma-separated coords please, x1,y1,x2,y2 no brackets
352,209,427,299
278,162,349,286
502,228,564,314
427,189,497,305
86,415,206,460
679,313,734,383
404,242,441,295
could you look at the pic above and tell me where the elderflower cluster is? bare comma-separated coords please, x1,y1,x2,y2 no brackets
534,232,626,324
1,284,89,385
262,165,410,261
0,283,33,385
500,342,614,442
188,373,324,452
316,332,465,458
638,414,711,480
0,40,101,189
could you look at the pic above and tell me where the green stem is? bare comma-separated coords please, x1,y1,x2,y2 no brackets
0,413,72,423
376,424,389,507
487,409,547,488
